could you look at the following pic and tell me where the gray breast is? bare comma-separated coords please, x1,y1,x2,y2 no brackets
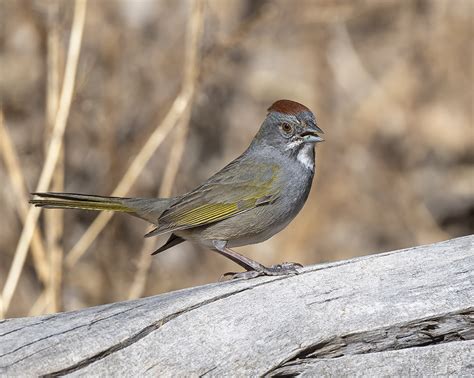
193,149,315,248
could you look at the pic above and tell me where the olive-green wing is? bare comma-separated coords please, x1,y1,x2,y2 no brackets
145,162,280,237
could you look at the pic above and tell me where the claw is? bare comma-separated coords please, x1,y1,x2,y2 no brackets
219,262,303,281
220,271,263,280
267,262,303,274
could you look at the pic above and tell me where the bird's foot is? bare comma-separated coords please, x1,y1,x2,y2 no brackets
220,262,303,280
220,270,263,280
265,261,303,275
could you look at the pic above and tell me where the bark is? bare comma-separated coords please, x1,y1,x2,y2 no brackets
0,235,472,377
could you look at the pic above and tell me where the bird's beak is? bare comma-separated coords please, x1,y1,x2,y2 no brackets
309,121,324,135
301,123,324,143
301,122,324,143
302,133,324,143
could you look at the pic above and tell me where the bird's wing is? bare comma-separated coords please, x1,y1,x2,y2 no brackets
145,161,280,237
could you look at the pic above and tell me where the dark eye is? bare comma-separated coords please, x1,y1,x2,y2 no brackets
281,123,293,134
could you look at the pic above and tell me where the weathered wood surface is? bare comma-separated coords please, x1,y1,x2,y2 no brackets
0,235,473,377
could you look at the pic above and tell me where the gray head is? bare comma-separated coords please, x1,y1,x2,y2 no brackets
251,100,324,156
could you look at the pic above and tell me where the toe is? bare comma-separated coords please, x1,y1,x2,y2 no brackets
220,271,263,280
266,262,303,275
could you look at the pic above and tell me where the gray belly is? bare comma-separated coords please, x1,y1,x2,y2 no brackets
178,166,314,248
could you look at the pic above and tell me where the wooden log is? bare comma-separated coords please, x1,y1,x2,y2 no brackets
0,235,473,377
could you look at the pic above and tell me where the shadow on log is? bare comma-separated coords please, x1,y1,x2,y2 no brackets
0,235,473,376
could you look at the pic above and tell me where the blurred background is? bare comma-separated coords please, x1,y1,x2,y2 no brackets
0,0,472,318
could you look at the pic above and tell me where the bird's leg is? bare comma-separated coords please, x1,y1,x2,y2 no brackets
212,240,266,272
212,240,302,280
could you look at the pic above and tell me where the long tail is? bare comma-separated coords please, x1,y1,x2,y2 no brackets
30,192,172,224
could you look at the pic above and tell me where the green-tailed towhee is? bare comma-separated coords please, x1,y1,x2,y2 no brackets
31,99,324,279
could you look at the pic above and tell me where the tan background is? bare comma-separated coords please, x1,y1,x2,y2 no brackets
1,0,472,317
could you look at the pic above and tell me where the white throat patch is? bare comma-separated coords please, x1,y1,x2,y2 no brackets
297,144,314,171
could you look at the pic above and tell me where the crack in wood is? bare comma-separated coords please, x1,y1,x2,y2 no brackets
1,236,471,376
307,295,346,306
198,365,218,377
0,323,87,361
0,302,150,363
265,308,474,376
40,280,278,377
0,315,56,338
2,344,55,372
1,272,297,374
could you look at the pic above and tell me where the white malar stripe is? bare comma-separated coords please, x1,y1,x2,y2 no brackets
285,139,303,150
297,144,314,171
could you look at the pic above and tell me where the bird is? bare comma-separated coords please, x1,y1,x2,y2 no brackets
31,99,324,279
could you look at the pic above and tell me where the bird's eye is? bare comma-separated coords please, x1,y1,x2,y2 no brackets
281,122,293,135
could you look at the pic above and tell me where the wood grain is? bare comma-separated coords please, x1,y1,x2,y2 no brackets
0,235,472,376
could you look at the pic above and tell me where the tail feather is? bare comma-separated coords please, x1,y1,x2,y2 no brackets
30,192,172,225
30,192,134,212
32,192,129,202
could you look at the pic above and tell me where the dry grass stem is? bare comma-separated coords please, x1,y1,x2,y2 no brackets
1,0,87,317
45,1,64,314
65,91,192,268
127,105,195,299
65,0,205,270
0,111,50,285
127,1,204,299
127,99,196,299
27,291,48,317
